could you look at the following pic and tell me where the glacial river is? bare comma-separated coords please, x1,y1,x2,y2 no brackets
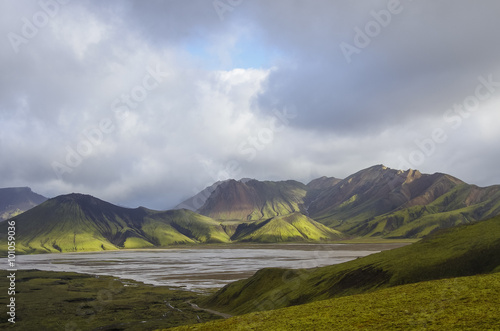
1,243,407,291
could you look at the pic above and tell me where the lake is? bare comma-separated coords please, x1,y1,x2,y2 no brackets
2,243,407,291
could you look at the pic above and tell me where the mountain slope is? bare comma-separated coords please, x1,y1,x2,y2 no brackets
198,179,308,221
169,272,500,331
202,215,500,315
351,183,500,238
231,213,342,242
174,180,227,211
304,176,342,210
0,187,47,221
307,165,500,238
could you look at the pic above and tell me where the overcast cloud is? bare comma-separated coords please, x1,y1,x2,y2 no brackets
1,0,499,209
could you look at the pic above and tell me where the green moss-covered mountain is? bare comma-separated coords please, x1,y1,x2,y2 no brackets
189,166,500,239
202,215,500,315
0,187,47,221
0,194,232,254
306,165,500,238
0,193,342,254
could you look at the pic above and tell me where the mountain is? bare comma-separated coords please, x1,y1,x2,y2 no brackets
0,187,47,221
170,165,500,239
197,179,308,221
304,176,342,212
0,193,341,254
173,180,227,211
0,193,231,254
307,165,500,238
202,214,500,315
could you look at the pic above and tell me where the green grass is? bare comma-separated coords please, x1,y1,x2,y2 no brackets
202,215,500,315
233,213,342,243
0,270,222,330
164,272,500,331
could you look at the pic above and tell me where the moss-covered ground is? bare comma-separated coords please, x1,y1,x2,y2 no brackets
0,270,221,330
165,272,500,331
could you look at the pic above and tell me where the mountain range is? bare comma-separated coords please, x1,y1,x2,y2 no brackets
1,164,500,253
194,165,500,238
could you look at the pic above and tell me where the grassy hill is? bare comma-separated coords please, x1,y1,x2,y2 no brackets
0,194,232,254
166,272,500,331
202,215,500,315
231,213,342,242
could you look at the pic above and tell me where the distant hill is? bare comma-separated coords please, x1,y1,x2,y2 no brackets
0,187,47,221
202,214,500,315
197,179,308,221
0,193,342,254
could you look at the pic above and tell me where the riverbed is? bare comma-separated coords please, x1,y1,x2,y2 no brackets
1,243,407,291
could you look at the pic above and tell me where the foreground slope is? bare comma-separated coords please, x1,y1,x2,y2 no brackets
0,187,47,221
203,215,500,315
167,273,500,331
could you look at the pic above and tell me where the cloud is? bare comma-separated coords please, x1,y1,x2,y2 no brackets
0,0,499,209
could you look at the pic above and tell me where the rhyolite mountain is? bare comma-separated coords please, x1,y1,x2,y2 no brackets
0,187,47,221
174,180,228,211
197,179,309,221
306,165,500,238
192,165,500,238
0,193,342,254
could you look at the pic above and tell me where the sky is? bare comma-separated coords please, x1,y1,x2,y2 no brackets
1,0,500,210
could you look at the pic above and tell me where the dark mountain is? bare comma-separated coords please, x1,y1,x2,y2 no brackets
197,179,308,221
173,180,228,211
304,176,342,211
0,187,47,221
